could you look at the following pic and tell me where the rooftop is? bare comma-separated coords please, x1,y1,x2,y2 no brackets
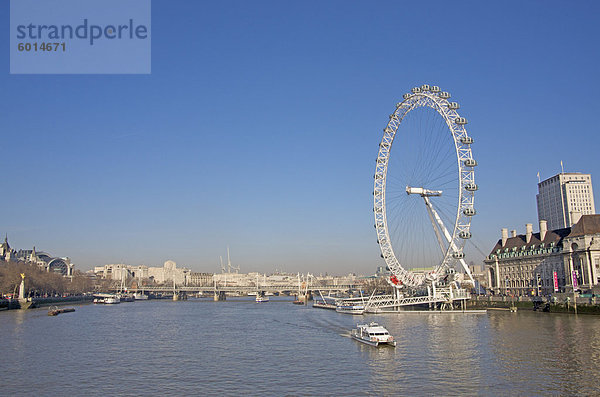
488,228,571,256
488,215,600,256
567,215,600,238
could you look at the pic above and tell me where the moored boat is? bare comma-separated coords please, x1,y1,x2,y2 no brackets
351,322,396,347
256,295,269,303
118,294,134,302
93,294,120,304
48,306,75,316
336,304,365,315
313,300,337,310
104,296,120,304
133,292,149,300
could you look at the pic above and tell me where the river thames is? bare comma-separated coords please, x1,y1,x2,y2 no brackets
1,298,599,396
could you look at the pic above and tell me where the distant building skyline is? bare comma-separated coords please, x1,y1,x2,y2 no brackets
94,260,191,286
537,172,595,231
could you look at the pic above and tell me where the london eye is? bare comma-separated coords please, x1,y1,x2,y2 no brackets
373,85,477,288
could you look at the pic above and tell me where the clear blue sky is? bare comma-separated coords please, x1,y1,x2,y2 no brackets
1,1,599,274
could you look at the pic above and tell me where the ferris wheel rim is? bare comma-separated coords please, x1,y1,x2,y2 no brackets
373,86,476,287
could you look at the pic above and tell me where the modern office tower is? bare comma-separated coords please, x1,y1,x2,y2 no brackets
537,173,595,230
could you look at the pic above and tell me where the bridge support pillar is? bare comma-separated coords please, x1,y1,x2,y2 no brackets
214,291,226,301
173,292,188,301
297,294,307,304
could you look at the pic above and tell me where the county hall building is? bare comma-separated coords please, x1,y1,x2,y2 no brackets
484,215,600,296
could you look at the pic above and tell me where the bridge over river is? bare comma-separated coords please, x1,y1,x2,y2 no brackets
110,283,358,299
107,283,473,310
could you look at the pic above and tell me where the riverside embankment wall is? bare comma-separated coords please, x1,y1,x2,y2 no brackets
468,295,600,314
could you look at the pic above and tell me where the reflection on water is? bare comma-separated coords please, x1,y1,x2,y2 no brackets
488,312,600,395
1,300,599,395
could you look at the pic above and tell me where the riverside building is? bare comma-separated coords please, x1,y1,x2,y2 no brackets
0,236,73,276
485,216,600,296
537,172,595,231
94,260,191,285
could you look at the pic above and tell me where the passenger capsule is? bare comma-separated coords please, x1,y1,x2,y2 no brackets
403,93,411,100
464,159,477,167
430,86,440,92
455,117,467,125
453,252,465,259
421,84,430,91
465,183,478,191
459,231,472,239
448,102,460,110
411,87,421,94
439,92,450,99
463,208,477,216
460,136,474,144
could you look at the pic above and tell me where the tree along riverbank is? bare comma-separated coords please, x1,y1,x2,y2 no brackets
1,260,94,298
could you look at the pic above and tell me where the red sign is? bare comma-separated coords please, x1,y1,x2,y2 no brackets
553,271,559,292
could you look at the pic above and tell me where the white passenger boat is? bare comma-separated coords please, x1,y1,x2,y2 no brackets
133,292,149,300
351,322,396,347
255,295,269,303
93,295,120,304
104,296,120,304
335,304,365,315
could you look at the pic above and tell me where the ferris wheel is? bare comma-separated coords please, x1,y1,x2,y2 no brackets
373,85,477,288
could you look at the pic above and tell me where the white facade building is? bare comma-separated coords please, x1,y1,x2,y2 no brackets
537,173,595,231
94,260,191,285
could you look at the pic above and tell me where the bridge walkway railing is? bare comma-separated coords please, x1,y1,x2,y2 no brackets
339,288,471,310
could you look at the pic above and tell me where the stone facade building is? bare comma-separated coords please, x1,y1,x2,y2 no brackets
94,260,192,286
485,215,600,296
188,272,214,286
0,236,73,276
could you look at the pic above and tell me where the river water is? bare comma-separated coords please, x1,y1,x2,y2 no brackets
1,298,599,396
